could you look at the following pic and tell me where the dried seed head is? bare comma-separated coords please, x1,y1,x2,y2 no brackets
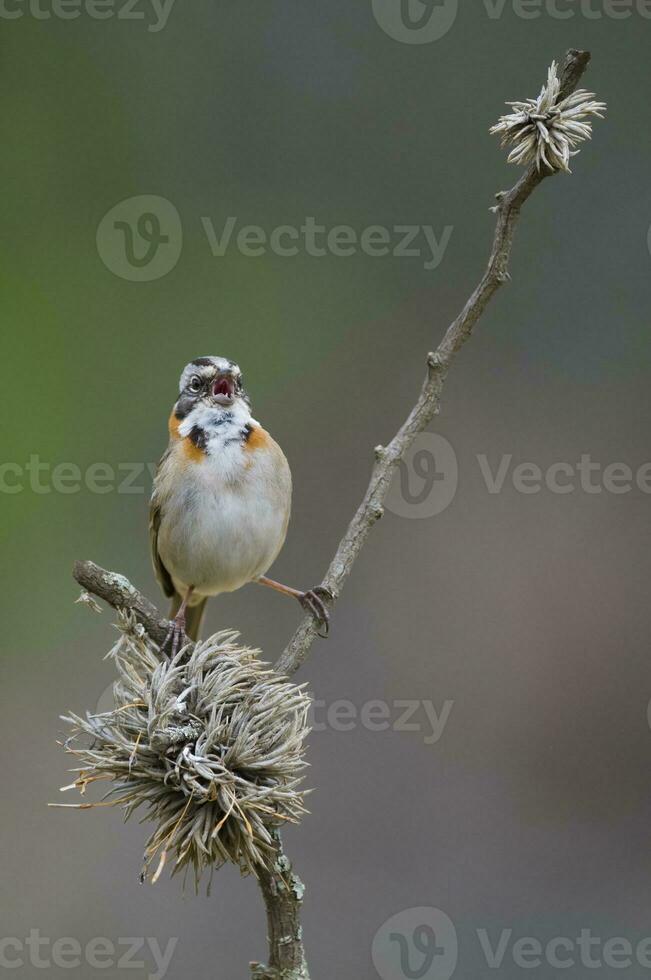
490,61,606,173
57,615,311,892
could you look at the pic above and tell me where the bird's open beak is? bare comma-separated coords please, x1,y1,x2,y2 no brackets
211,372,236,406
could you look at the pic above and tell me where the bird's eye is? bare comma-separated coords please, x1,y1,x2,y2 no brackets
237,375,244,390
188,376,202,392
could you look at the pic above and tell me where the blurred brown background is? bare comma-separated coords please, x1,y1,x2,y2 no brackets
2,2,651,977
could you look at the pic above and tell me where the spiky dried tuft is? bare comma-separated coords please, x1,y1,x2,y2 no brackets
490,61,606,173
57,615,311,891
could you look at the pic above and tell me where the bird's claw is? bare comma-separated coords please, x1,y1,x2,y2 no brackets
299,586,333,638
161,616,188,659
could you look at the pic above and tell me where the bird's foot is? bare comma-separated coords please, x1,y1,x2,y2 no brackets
161,613,189,659
298,586,333,638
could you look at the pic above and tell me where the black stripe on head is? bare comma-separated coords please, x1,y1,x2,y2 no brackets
188,425,208,452
192,356,238,372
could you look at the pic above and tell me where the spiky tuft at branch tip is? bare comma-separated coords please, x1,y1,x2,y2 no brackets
490,60,606,173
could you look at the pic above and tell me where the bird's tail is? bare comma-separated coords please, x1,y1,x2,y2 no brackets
169,593,208,642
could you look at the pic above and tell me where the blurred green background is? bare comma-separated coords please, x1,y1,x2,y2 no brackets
3,3,651,977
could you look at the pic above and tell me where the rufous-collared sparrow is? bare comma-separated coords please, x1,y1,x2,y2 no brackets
150,356,330,653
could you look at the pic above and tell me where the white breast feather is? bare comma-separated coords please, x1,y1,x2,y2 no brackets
154,403,292,599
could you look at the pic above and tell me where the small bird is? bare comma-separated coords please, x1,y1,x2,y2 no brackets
150,356,330,653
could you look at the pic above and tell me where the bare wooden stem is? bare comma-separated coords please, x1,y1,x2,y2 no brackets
249,835,308,980
275,48,591,678
73,559,173,649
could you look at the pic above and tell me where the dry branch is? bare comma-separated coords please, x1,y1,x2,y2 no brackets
73,559,172,648
276,48,592,678
71,50,596,980
250,835,309,980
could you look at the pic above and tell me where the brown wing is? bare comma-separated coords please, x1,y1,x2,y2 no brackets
149,457,175,599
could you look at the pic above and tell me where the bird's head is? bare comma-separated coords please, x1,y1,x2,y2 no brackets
175,356,250,417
